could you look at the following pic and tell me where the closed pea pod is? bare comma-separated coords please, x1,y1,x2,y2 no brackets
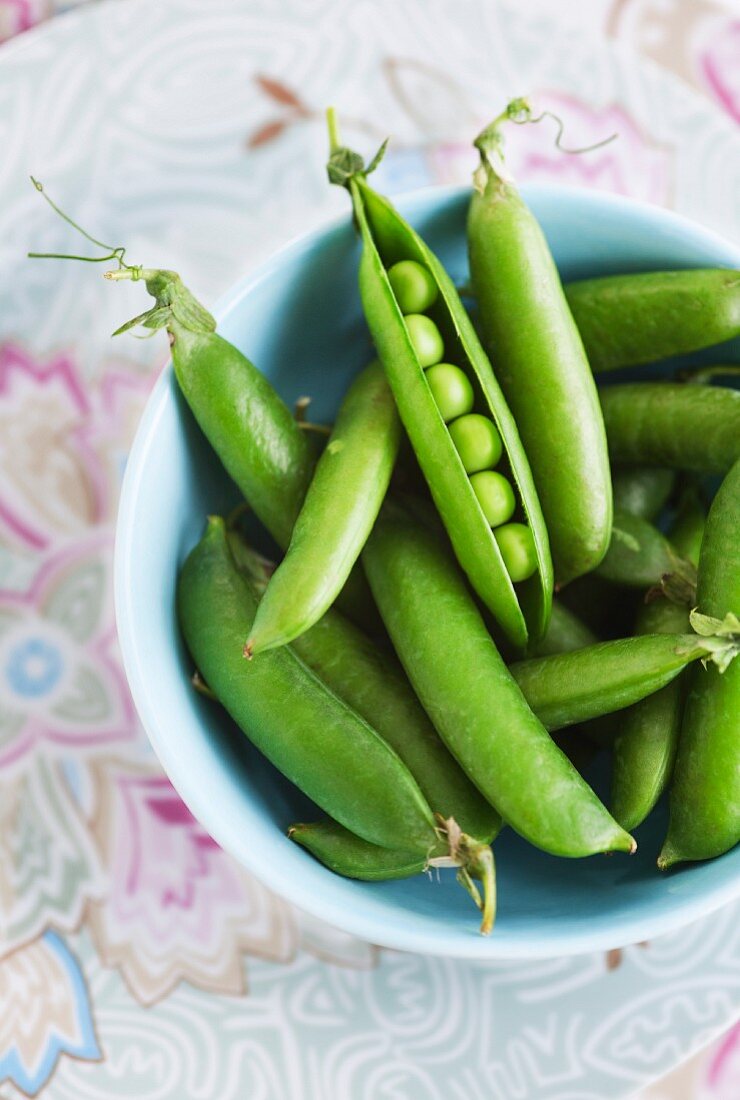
26,186,315,550
668,486,707,569
611,492,705,832
510,628,738,732
327,110,552,651
289,822,428,881
362,504,634,858
595,510,691,590
600,383,740,475
610,602,691,832
116,271,315,551
231,532,500,844
184,520,495,929
468,99,612,585
565,268,740,372
245,360,400,657
179,517,436,852
660,459,740,868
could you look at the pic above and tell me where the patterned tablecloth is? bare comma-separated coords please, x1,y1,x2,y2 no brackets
0,1,739,1097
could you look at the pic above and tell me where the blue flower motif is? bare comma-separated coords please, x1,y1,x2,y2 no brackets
5,637,64,699
0,932,100,1096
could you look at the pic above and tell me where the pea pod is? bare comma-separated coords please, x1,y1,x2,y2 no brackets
327,112,552,651
565,269,740,372
178,516,441,851
611,494,704,831
660,459,740,868
510,627,738,732
468,100,612,586
610,602,690,831
668,486,707,568
231,533,500,842
600,383,740,475
362,504,634,858
245,360,400,657
612,467,676,522
182,519,496,929
289,821,427,880
595,510,688,590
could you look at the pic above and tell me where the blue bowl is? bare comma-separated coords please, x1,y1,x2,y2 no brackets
116,184,740,959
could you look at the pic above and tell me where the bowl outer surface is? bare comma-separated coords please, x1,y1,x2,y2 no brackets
116,184,740,959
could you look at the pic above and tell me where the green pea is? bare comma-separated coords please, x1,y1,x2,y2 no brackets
448,413,503,473
388,260,438,314
470,471,515,527
405,314,444,367
494,523,537,583
425,363,474,421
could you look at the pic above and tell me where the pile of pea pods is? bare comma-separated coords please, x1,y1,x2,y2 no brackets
34,102,740,935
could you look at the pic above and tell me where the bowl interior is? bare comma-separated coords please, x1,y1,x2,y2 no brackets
116,184,740,958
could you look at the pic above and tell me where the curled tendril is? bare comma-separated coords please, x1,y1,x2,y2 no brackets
507,99,618,155
475,96,618,166
27,176,137,271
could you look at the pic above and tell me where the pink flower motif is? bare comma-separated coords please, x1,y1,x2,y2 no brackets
0,344,153,552
86,760,294,1006
0,1,48,44
0,532,140,771
496,92,672,206
697,18,740,125
703,1020,740,1098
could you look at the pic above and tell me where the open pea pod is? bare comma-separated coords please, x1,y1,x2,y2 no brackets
329,131,552,649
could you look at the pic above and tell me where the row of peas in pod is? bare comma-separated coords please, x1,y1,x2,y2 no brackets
388,258,537,584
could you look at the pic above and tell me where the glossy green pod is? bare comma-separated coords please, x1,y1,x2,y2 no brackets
610,601,689,832
510,630,735,732
289,822,427,880
600,383,740,475
105,267,377,628
178,516,437,854
468,108,612,586
661,458,740,867
363,504,634,858
611,497,704,832
231,534,500,843
565,269,740,372
668,487,707,569
595,510,684,590
245,360,401,657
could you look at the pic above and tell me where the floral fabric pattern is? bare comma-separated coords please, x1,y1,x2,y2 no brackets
0,1,738,1096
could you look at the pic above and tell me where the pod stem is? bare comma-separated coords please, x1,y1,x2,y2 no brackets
676,610,740,673
326,106,388,189
430,816,497,935
326,106,342,156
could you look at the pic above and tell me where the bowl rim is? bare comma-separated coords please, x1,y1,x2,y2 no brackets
115,182,740,959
